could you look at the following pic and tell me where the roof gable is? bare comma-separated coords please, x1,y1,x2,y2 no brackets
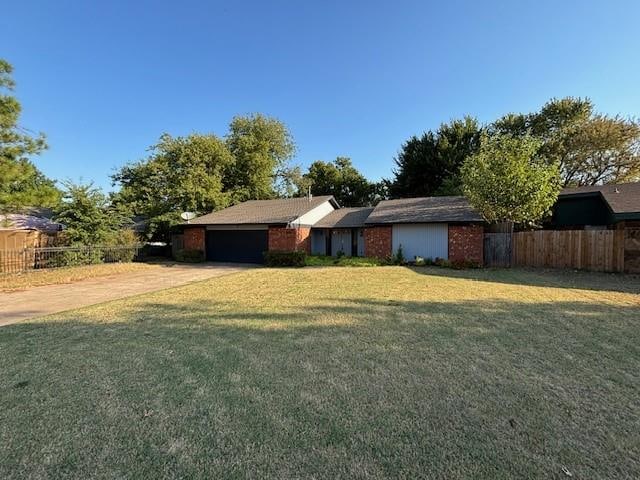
313,207,375,228
560,182,640,215
0,214,62,232
190,196,339,225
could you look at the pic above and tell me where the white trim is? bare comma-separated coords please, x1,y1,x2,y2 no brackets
290,200,337,227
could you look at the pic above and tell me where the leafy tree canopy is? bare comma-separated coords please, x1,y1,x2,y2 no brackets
0,59,60,212
55,182,132,245
113,114,296,240
112,133,234,240
389,116,482,198
492,97,640,186
300,157,380,207
461,134,561,225
225,113,296,201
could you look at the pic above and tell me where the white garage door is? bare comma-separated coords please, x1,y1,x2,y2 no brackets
392,224,448,261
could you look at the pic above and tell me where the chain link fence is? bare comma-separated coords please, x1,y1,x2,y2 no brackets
0,245,142,274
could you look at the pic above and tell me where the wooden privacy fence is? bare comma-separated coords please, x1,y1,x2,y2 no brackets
484,233,512,267
0,230,54,250
511,230,625,272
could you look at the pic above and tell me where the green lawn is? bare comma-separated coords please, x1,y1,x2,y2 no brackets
1,267,639,479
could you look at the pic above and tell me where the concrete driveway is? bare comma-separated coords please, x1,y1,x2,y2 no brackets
0,263,254,326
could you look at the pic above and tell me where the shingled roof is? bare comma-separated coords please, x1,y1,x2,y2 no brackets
366,196,483,224
190,196,338,225
560,182,640,215
313,207,375,228
0,213,63,232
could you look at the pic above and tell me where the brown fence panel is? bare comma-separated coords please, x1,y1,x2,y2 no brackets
484,233,512,267
512,230,624,273
624,228,640,273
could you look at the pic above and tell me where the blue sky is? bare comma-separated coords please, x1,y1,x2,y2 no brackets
3,0,640,191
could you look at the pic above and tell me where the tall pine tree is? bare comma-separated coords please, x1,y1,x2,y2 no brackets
0,59,59,213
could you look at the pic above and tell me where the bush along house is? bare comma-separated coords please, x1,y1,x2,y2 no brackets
178,195,485,265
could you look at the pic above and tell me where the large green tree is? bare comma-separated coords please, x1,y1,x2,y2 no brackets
0,59,59,212
493,97,640,186
300,157,379,207
390,117,482,198
112,133,234,240
461,135,561,225
225,113,296,201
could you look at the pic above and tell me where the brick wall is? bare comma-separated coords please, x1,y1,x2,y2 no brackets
364,226,392,259
448,224,483,265
183,227,205,251
296,227,311,254
268,226,311,252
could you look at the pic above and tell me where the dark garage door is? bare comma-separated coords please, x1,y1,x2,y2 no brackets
206,230,268,264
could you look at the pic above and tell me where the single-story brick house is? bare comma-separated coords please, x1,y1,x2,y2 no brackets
363,196,484,264
181,195,484,264
183,196,339,263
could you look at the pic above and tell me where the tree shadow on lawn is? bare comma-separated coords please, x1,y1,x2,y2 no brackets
1,296,639,479
407,265,640,294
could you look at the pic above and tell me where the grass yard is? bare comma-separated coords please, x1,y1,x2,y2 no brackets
1,267,639,479
305,254,385,267
0,262,156,292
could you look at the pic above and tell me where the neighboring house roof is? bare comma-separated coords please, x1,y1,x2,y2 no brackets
0,214,63,232
313,207,375,228
190,196,339,225
22,207,55,219
366,196,483,224
560,182,640,216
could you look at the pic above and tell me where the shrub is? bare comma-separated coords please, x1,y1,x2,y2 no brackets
264,250,306,267
175,249,205,263
305,255,384,267
414,256,425,266
392,245,405,265
434,257,450,268
52,248,104,267
105,228,139,246
104,246,138,263
103,230,140,262
450,259,481,270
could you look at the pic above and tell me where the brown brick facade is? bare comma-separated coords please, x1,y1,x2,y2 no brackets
268,226,311,253
364,226,392,259
448,224,483,265
183,227,205,251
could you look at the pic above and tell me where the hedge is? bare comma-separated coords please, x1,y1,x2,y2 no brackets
264,250,306,267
